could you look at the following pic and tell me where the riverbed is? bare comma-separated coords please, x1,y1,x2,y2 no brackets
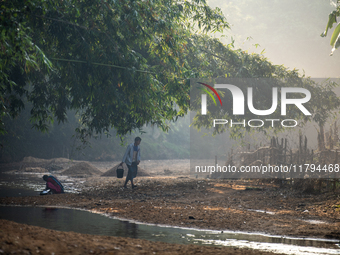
1,158,340,254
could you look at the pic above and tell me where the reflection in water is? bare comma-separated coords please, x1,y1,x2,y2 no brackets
0,173,41,197
0,206,142,239
0,206,339,255
44,208,59,213
122,220,139,239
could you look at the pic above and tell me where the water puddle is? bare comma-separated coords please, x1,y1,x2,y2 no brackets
0,206,339,255
247,209,276,215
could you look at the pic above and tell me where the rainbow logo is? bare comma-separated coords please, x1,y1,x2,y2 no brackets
197,82,222,115
197,82,222,106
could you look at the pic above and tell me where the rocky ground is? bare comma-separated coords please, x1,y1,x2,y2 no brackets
1,158,340,254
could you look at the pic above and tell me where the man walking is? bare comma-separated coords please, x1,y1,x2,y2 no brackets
119,137,141,189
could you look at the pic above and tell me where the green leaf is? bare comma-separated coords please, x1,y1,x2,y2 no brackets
330,23,340,55
322,12,337,37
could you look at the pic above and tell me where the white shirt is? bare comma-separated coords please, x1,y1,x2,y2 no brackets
122,143,141,166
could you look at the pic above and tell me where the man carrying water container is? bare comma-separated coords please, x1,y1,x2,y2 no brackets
119,137,141,189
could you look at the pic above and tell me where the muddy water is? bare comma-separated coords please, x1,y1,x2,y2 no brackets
0,172,82,197
0,206,339,255
0,173,42,197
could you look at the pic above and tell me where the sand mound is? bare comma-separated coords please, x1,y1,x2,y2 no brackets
62,162,102,176
22,157,71,164
22,156,50,164
102,164,150,177
23,167,48,173
51,158,72,163
20,157,71,172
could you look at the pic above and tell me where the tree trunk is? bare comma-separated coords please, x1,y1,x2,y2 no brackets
318,124,326,151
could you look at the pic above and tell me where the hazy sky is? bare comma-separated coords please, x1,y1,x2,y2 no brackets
207,0,340,78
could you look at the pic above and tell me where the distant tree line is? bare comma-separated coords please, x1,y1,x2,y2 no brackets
0,106,191,162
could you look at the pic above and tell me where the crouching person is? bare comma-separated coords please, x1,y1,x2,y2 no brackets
41,175,64,195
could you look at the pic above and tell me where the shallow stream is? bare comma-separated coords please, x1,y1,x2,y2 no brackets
0,205,339,255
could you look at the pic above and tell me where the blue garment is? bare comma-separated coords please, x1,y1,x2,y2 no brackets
126,162,138,181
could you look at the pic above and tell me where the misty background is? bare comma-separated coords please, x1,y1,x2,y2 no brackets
1,0,339,163
209,0,340,78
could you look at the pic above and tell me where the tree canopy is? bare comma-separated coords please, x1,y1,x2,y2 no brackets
1,0,228,141
1,0,339,145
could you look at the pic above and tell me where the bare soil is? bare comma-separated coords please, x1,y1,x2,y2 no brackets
1,158,340,254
